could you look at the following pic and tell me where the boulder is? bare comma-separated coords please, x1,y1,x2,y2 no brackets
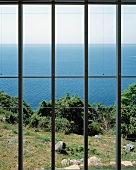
121,161,133,166
61,159,70,166
70,159,82,165
88,156,101,165
110,161,116,165
55,141,66,153
94,135,101,139
123,144,134,153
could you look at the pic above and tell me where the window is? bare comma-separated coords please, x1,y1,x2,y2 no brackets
0,0,136,170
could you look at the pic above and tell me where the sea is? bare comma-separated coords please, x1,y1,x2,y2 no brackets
0,44,136,110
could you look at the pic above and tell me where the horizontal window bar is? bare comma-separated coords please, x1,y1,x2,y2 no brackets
1,1,136,5
1,75,136,78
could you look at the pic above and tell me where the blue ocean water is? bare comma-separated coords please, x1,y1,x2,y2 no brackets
0,44,136,109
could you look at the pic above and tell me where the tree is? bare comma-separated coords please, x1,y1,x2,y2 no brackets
55,93,84,134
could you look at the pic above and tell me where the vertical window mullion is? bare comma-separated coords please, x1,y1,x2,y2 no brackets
18,0,23,170
51,1,55,170
84,2,88,170
116,1,121,170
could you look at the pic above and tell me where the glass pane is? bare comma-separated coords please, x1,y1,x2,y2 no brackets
89,78,116,106
122,6,136,76
0,6,18,76
55,78,84,169
89,5,116,76
121,79,136,169
55,5,84,76
23,5,51,76
0,5,18,170
0,78,18,170
122,5,136,166
23,78,51,169
88,78,116,168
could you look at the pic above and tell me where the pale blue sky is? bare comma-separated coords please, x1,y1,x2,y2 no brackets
0,5,136,44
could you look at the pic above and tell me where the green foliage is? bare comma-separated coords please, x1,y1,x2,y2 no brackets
122,83,136,105
121,83,136,136
88,104,115,135
29,112,42,128
55,117,71,134
0,90,33,125
36,100,51,117
11,127,18,134
55,93,84,134
67,144,84,159
2,81,136,137
88,146,98,155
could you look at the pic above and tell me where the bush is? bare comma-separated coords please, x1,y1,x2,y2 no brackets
88,121,101,136
55,117,71,134
29,112,41,128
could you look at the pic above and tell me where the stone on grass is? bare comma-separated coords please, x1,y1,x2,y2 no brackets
94,135,101,139
124,144,134,153
70,159,82,165
121,161,133,166
110,161,116,165
61,159,70,166
55,141,66,153
88,156,101,165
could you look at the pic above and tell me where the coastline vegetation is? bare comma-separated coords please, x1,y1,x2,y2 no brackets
0,83,136,169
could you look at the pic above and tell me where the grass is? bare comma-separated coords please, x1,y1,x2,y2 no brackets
0,122,136,169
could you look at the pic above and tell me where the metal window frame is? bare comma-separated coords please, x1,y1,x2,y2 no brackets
0,0,135,170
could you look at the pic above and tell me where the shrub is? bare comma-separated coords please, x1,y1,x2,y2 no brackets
55,117,71,134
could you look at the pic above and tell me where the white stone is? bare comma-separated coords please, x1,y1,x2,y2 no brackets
55,141,65,152
110,161,116,165
61,159,70,166
121,161,133,166
88,156,101,165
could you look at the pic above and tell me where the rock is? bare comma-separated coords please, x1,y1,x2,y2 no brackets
8,138,17,142
124,144,134,153
70,159,82,165
55,141,66,153
64,165,80,169
88,156,101,165
61,159,70,166
121,161,133,166
94,135,101,139
127,144,134,150
110,161,116,165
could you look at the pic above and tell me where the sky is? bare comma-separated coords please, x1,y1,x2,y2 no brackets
0,5,136,44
